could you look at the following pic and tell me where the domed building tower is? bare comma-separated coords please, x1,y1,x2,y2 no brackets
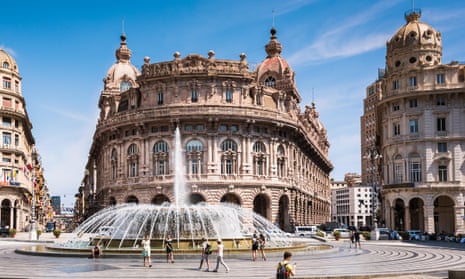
0,48,37,232
80,28,333,231
362,9,465,235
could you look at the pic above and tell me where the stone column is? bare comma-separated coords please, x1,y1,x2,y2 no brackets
390,206,395,230
424,205,435,234
454,206,464,235
404,207,410,231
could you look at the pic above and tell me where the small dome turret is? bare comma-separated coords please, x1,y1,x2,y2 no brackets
103,34,140,92
0,48,19,74
386,9,442,73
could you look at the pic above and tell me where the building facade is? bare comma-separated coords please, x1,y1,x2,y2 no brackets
0,49,50,232
331,173,374,228
362,10,465,235
77,28,333,232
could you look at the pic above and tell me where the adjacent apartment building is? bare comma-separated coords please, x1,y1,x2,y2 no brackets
361,9,465,235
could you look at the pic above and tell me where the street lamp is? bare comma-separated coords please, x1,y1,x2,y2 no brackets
364,148,382,232
29,147,37,240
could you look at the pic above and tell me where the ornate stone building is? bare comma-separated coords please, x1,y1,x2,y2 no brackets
0,49,50,232
362,9,465,235
79,28,333,232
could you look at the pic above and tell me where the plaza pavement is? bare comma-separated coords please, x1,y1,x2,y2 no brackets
1,232,464,278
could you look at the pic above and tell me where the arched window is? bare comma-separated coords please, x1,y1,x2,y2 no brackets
221,139,237,152
186,139,203,175
111,148,118,180
277,145,286,177
264,76,276,87
253,141,267,176
120,81,132,92
153,141,169,176
408,153,422,183
127,144,139,177
2,62,9,69
220,139,238,175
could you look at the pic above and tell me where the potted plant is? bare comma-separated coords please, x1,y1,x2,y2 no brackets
333,230,341,240
9,228,16,238
53,229,61,238
37,229,42,239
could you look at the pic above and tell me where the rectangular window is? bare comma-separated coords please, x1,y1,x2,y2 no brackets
409,119,418,133
438,165,448,182
2,98,11,108
2,132,11,145
191,160,198,174
409,99,418,108
436,95,446,106
2,158,11,163
225,90,232,103
437,117,446,132
157,92,164,105
410,161,421,182
14,134,19,146
393,103,400,111
158,161,165,175
437,142,447,153
393,122,401,136
2,78,11,89
2,117,11,128
191,89,198,102
436,73,445,84
394,163,403,183
392,80,399,90
409,76,417,87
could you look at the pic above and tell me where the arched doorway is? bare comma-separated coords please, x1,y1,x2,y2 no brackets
152,194,170,205
393,198,405,231
278,195,290,232
189,193,205,205
409,197,424,231
126,195,139,204
1,199,11,228
253,194,269,220
434,195,455,234
109,197,117,206
220,193,241,205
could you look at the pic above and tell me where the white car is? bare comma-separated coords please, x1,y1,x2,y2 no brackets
333,228,351,238
407,230,422,240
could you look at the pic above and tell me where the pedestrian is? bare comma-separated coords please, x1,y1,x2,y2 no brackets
276,251,296,279
251,233,259,261
91,239,102,258
141,234,152,267
354,229,361,249
350,230,355,248
165,234,174,263
259,233,267,261
198,237,211,272
213,239,230,273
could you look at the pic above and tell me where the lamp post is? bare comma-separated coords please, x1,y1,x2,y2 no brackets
29,147,37,240
365,148,382,239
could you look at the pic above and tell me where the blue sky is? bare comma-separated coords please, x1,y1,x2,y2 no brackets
1,0,465,207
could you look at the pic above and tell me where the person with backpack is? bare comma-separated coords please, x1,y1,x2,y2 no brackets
198,237,211,272
276,251,295,279
213,239,230,273
251,233,259,261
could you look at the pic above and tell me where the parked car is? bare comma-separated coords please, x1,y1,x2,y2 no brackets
333,228,351,238
294,225,318,237
407,230,422,240
378,228,390,240
45,222,55,233
0,225,9,237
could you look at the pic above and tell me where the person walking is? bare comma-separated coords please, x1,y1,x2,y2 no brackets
141,234,152,267
165,234,174,263
276,251,296,279
213,239,230,273
354,229,361,249
259,233,267,261
251,233,259,261
198,237,211,272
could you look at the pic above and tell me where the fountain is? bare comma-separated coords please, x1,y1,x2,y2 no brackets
24,127,318,256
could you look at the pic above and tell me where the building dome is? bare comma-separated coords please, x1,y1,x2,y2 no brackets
386,10,442,72
103,34,140,92
0,48,19,74
256,28,294,88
